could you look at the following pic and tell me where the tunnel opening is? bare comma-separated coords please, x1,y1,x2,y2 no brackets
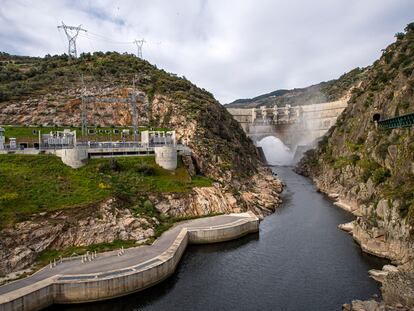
373,113,381,122
256,136,294,166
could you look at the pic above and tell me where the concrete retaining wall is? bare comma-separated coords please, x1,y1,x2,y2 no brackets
188,218,259,244
55,148,88,169
0,214,259,311
0,278,56,311
154,146,177,170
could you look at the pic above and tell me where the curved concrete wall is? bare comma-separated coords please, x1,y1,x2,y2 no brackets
55,148,88,169
154,146,177,170
0,215,259,311
188,218,259,244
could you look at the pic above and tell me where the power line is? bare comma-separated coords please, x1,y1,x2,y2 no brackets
57,23,150,59
87,31,134,45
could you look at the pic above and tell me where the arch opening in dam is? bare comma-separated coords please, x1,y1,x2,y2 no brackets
256,136,294,166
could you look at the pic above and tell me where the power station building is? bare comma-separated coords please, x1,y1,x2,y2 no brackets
141,130,176,147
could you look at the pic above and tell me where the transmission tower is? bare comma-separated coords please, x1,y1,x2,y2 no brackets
57,22,87,58
133,39,146,59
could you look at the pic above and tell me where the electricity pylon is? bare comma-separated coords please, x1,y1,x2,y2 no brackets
57,22,87,58
133,39,146,59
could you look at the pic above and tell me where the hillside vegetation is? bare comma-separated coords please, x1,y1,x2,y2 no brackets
0,39,284,277
0,155,212,228
226,67,363,108
298,23,414,226
0,51,259,182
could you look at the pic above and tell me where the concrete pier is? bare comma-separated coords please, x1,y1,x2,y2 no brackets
0,213,259,311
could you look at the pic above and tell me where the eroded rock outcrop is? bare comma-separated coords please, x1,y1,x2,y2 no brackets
0,198,156,275
152,167,283,219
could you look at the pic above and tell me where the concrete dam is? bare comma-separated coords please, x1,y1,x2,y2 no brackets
226,99,348,148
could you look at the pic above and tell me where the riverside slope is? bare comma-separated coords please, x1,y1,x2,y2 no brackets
297,24,414,310
0,52,283,276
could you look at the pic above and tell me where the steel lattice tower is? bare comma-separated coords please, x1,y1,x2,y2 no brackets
133,39,146,59
57,22,87,58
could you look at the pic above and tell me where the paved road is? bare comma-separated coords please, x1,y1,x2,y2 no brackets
0,214,254,296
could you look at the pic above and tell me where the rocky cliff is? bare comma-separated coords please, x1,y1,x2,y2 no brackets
0,52,283,277
297,24,414,309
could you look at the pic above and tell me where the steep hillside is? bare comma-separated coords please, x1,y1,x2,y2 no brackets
0,52,257,182
226,67,363,108
0,52,283,276
297,24,414,309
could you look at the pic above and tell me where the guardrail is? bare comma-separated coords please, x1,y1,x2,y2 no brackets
1,142,185,151
378,112,414,129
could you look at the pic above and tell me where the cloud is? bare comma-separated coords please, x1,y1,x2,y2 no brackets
0,0,413,103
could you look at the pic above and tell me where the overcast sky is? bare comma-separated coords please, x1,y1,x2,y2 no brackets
0,0,413,103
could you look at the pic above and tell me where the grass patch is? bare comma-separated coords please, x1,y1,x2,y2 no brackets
0,154,213,227
333,154,360,169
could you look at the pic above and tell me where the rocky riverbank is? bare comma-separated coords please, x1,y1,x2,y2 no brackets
292,172,414,310
295,160,414,309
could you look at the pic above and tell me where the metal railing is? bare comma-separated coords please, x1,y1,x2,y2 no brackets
1,141,188,152
378,112,414,129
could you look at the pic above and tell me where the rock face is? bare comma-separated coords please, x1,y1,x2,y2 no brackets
0,198,155,275
297,24,414,309
152,167,283,219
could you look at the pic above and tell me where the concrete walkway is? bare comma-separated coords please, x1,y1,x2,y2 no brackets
0,212,259,310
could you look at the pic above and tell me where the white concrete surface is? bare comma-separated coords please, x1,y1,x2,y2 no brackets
154,146,178,170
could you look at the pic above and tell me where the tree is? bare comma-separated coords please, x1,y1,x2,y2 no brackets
395,32,405,40
405,22,414,32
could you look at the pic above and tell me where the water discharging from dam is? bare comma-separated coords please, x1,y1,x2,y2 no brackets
47,167,387,311
257,136,295,165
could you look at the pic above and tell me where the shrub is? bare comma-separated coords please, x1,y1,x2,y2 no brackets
405,22,414,33
395,32,405,40
346,140,363,152
372,167,391,185
0,192,18,201
357,158,381,182
376,142,390,160
350,154,360,165
135,163,156,175
143,200,153,210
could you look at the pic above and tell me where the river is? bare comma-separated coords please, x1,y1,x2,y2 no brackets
47,166,386,311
